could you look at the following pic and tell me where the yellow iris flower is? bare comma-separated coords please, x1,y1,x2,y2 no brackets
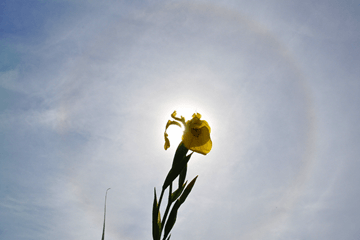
164,111,212,155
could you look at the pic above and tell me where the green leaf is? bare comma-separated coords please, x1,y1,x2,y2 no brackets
162,152,193,191
162,176,198,239
101,188,110,240
152,188,161,240
179,176,198,205
163,200,181,239
170,181,187,202
172,142,189,167
178,163,187,189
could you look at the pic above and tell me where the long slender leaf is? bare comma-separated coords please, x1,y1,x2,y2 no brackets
152,188,161,240
178,163,187,189
162,153,193,190
170,181,187,202
172,142,188,167
163,176,198,239
179,176,198,205
101,188,111,240
163,200,181,239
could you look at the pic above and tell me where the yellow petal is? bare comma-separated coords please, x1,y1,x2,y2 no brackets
164,133,170,150
164,119,182,150
186,127,210,146
192,113,201,119
165,120,181,130
188,139,212,155
182,115,212,155
171,111,186,127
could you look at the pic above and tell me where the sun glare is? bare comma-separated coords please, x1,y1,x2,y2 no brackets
165,107,194,147
166,124,183,147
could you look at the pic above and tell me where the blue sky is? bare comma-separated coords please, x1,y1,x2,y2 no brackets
1,0,359,239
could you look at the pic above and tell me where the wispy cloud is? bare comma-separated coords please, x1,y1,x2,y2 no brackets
1,1,359,240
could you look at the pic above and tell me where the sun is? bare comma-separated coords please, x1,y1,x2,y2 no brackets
165,107,195,147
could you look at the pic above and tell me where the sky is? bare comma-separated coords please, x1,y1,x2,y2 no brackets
0,0,359,239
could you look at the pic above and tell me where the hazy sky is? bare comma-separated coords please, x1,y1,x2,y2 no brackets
1,1,359,239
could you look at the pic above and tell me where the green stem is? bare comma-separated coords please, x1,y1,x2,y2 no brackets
161,183,173,232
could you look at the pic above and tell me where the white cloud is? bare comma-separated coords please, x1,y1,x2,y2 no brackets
1,1,360,240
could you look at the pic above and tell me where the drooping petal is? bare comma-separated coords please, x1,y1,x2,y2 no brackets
182,126,212,155
164,120,182,150
166,120,181,129
182,116,212,155
187,138,212,155
164,132,170,150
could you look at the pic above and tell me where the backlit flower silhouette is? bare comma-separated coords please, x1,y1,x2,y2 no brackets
153,110,213,240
